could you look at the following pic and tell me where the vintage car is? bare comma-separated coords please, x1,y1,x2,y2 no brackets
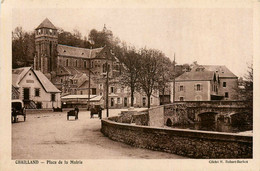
12,99,26,123
90,105,103,119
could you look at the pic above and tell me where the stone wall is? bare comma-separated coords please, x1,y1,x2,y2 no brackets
101,118,252,159
148,106,164,127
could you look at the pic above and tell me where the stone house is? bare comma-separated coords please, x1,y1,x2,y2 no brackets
12,67,61,108
175,65,238,101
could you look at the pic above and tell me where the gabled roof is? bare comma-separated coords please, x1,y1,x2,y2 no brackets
176,71,214,81
57,44,103,59
36,18,57,30
34,70,61,93
12,67,31,87
193,65,237,78
12,67,61,93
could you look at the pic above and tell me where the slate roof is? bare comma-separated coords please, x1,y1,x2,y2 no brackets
34,70,61,93
201,65,237,78
57,44,103,59
176,70,214,81
12,67,60,93
36,18,57,30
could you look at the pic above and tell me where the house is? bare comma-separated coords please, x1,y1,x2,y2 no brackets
175,65,238,101
12,67,61,108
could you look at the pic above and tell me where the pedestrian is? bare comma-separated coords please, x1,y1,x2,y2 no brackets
75,106,79,119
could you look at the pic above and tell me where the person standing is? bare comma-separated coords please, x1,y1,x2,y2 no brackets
75,106,79,119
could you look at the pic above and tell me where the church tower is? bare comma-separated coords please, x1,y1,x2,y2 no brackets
34,18,58,75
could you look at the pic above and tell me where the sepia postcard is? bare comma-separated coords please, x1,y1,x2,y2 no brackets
0,0,260,170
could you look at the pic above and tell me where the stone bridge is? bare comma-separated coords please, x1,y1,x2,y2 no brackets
164,101,252,126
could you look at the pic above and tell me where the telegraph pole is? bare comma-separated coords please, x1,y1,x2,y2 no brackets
88,62,91,110
173,53,176,103
106,55,109,117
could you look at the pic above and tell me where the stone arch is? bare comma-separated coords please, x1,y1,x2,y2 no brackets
229,112,252,125
197,112,218,122
166,118,172,127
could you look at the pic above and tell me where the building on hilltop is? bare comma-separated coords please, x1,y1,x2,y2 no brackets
33,18,159,108
174,65,238,101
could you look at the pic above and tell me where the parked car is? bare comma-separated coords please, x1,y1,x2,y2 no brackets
12,99,26,123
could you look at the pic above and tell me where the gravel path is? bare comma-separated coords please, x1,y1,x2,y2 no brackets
12,109,187,159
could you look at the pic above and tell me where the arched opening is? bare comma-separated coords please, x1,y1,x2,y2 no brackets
166,118,172,127
197,112,218,123
230,112,253,126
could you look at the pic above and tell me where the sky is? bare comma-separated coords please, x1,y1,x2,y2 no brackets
12,8,253,77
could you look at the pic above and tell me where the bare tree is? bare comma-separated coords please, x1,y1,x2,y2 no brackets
157,56,173,105
138,48,162,108
120,46,142,107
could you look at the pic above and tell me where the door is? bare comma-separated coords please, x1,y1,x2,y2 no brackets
23,88,30,100
124,97,127,107
111,98,114,107
143,97,146,107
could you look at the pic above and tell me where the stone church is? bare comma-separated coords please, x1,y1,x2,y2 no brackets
33,18,160,108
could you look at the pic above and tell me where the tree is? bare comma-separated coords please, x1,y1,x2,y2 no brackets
120,46,142,107
157,56,173,104
138,48,162,108
234,63,253,109
88,28,113,48
12,27,35,68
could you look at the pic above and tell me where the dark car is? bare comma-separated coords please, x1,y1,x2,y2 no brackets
12,100,26,123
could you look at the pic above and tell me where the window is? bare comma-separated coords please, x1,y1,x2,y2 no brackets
92,88,96,95
180,85,184,91
81,91,83,95
75,60,78,67
51,94,56,101
195,84,202,91
61,79,63,83
117,98,120,104
223,82,226,87
179,97,184,101
66,59,69,66
99,84,103,89
197,84,201,91
84,61,87,68
225,92,229,98
35,88,40,97
110,87,114,93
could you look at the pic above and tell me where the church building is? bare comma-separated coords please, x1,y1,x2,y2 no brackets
33,18,160,108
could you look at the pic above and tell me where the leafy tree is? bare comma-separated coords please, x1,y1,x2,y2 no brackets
12,27,35,68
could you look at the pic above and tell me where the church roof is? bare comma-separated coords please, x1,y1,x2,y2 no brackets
36,18,57,30
57,44,103,59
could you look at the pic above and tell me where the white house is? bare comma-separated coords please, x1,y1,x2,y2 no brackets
12,67,61,109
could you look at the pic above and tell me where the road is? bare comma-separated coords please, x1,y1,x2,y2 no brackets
12,109,187,159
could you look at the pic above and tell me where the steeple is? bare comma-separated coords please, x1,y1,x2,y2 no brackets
103,24,107,32
36,18,57,30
